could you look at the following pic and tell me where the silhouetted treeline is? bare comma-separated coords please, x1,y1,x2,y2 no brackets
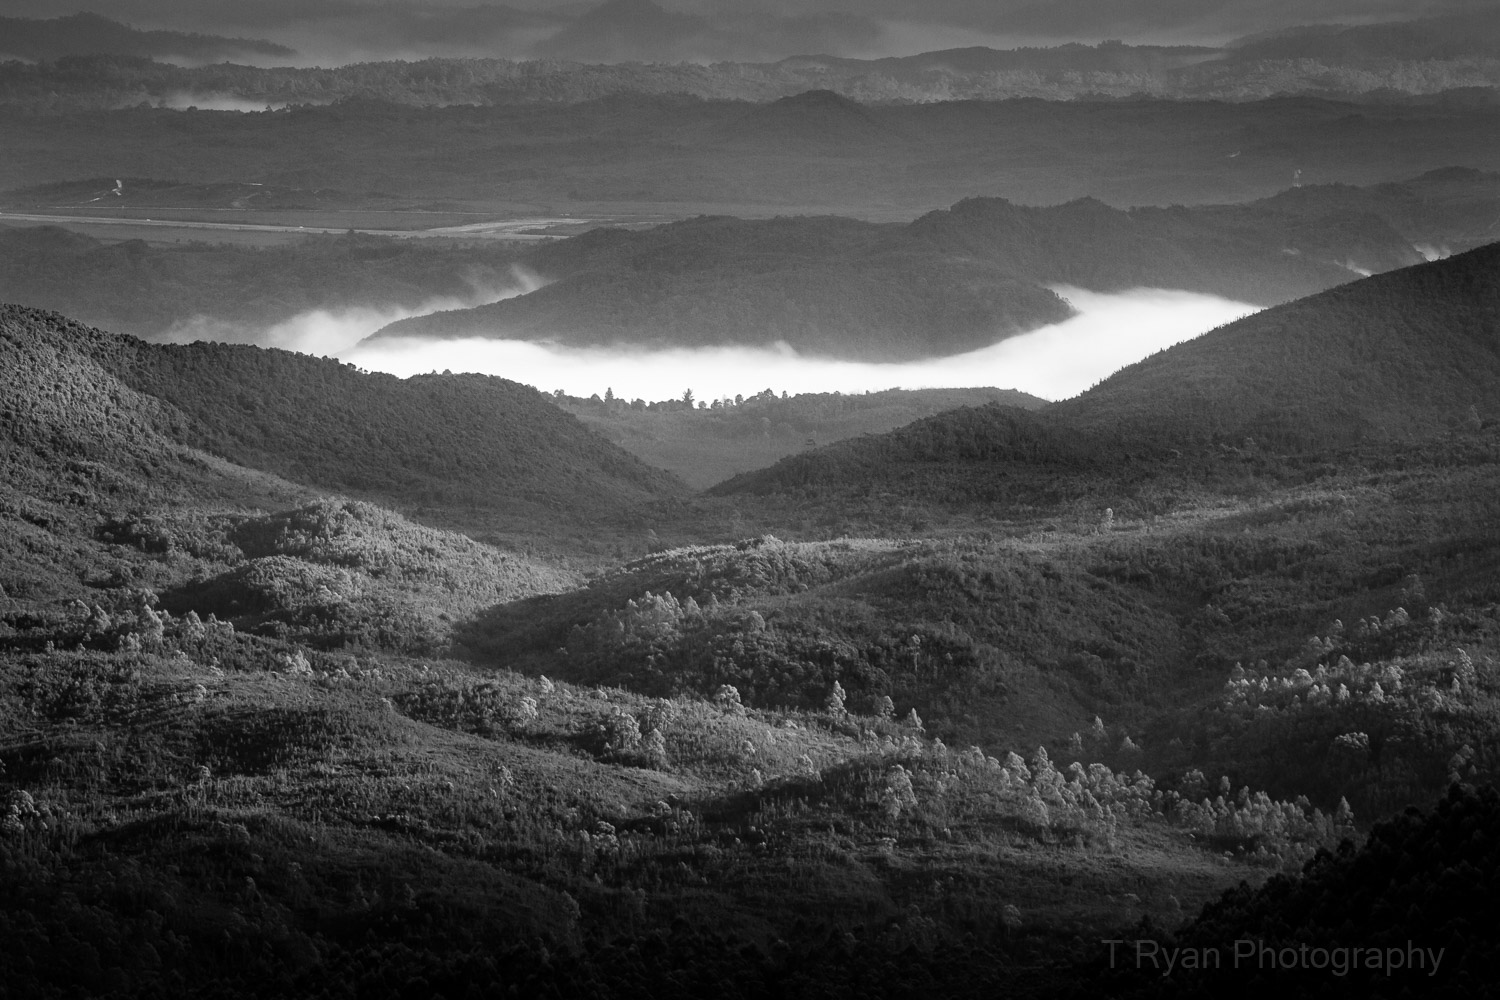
1088,784,1500,998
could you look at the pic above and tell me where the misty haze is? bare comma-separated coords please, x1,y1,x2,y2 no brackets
3,2,1500,999
344,287,1256,402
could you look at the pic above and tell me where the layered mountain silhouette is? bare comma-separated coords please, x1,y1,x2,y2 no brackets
713,243,1500,496
370,179,1443,362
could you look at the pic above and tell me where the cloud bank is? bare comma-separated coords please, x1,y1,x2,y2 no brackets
336,287,1256,402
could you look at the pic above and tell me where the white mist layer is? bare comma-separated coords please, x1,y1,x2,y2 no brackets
156,92,293,112
339,287,1257,403
163,269,544,356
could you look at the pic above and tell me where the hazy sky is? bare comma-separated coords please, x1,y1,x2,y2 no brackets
0,0,1481,64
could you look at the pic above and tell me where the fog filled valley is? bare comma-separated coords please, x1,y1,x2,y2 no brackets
4,6,1500,999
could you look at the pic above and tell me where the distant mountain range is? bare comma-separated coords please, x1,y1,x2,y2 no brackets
2,7,1497,109
714,242,1500,496
369,170,1493,362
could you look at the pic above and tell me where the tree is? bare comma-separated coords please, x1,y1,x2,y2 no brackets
713,684,744,715
682,388,694,408
826,680,846,716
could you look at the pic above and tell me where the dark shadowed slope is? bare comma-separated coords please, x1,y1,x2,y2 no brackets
0,306,685,536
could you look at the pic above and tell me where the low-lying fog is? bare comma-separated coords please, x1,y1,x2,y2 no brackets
161,272,543,356
337,287,1256,403
167,285,1255,402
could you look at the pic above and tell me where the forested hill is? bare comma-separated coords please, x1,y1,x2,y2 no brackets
712,244,1500,497
0,306,685,533
373,194,1419,362
1053,241,1500,446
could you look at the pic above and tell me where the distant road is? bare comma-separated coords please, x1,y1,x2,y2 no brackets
0,210,562,241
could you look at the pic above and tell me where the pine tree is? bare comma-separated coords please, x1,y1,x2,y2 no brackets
825,681,847,717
